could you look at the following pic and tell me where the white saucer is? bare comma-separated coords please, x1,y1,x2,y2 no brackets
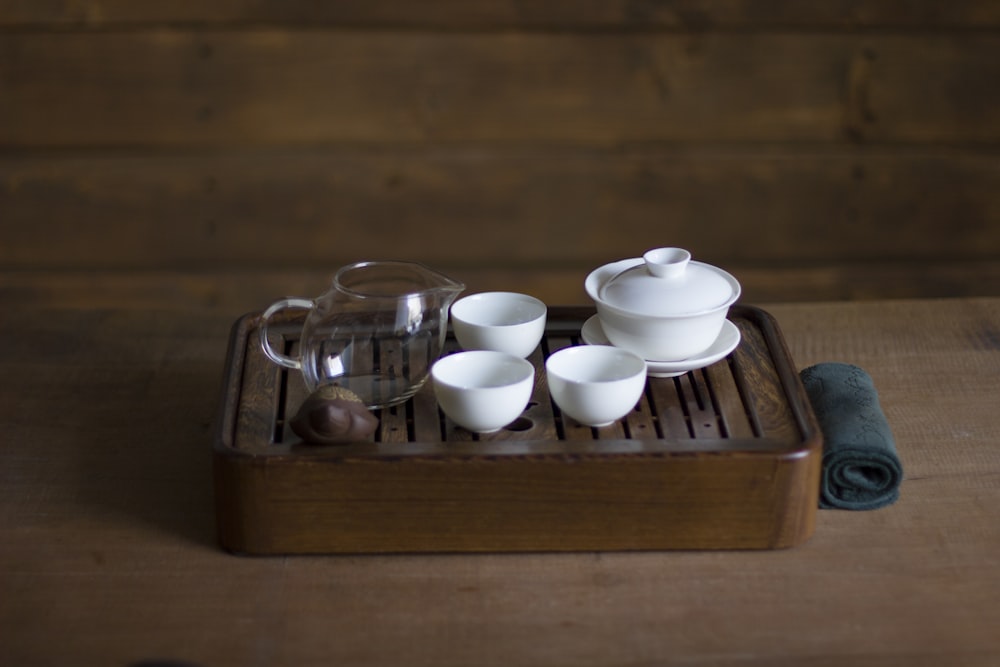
580,316,741,378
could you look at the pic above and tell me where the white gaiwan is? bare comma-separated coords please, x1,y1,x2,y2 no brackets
584,247,741,362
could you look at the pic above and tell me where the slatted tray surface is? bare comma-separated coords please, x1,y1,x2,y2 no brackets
214,305,822,554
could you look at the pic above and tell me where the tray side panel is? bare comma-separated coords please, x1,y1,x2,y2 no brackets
215,451,817,554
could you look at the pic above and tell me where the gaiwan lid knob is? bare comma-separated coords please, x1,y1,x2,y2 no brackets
598,248,738,316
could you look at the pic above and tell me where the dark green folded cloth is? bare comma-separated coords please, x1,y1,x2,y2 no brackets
800,362,903,510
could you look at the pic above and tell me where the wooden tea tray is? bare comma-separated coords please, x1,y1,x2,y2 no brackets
213,305,822,554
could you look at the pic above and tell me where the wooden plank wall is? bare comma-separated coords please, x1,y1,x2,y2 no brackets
1,1,999,310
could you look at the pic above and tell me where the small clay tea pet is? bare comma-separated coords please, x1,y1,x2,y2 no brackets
290,385,379,445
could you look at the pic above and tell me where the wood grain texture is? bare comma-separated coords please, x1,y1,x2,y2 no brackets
3,264,999,318
2,0,999,28
2,5,998,303
2,296,999,665
2,151,998,270
3,31,999,146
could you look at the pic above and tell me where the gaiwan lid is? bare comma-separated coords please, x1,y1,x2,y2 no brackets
598,248,739,317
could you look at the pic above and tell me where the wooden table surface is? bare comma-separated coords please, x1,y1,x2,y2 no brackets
2,293,999,667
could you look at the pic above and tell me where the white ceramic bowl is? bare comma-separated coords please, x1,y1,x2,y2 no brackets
585,248,740,362
450,292,547,358
545,345,647,427
431,350,535,433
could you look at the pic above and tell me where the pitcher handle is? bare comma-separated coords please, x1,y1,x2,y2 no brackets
258,297,314,370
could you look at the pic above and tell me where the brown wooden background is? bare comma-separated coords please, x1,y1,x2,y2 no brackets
2,1,999,311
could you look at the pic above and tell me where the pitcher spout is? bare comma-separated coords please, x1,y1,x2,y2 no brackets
416,264,465,302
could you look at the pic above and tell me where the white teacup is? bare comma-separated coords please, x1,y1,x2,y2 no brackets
450,292,547,358
545,345,647,427
431,350,535,433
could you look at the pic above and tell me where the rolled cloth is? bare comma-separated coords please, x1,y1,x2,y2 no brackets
800,362,903,510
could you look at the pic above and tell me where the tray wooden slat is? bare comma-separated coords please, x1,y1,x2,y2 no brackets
213,305,822,554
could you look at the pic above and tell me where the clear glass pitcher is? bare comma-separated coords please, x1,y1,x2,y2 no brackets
258,261,465,409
